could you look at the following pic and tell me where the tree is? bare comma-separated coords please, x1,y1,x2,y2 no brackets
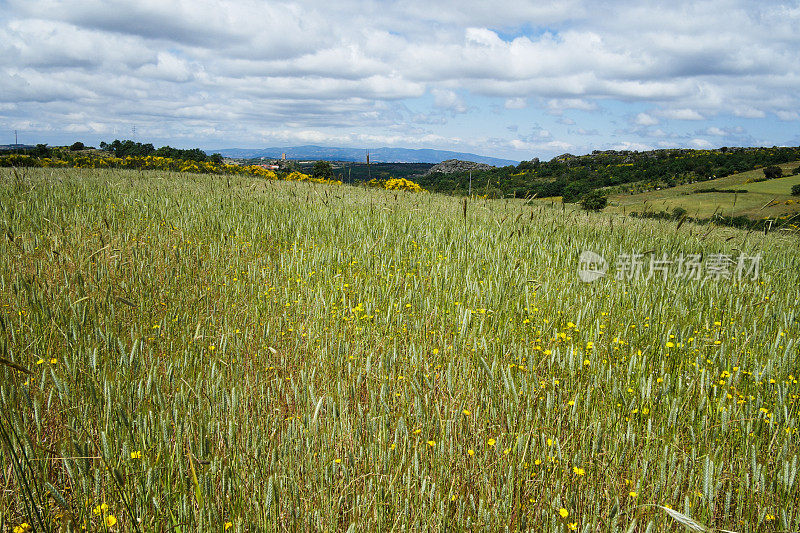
561,181,588,203
30,144,51,157
70,141,85,151
580,190,607,211
312,160,333,180
762,166,782,180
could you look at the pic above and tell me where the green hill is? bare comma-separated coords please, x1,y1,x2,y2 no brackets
606,161,800,220
415,146,800,203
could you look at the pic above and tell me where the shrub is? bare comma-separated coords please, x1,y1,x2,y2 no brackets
384,177,425,192
312,161,333,180
561,181,587,203
580,191,607,211
672,207,687,219
762,166,782,180
791,184,800,196
694,188,747,193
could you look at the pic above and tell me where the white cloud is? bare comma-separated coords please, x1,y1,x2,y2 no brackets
432,89,468,114
733,106,766,119
546,98,597,114
689,138,713,148
635,113,659,126
660,108,705,120
611,141,655,151
1,0,799,159
510,139,574,152
776,110,799,121
504,97,527,109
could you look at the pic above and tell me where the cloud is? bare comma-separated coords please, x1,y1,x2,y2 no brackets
689,138,713,148
611,141,654,151
635,113,658,126
546,98,597,114
432,89,468,114
1,0,799,160
776,110,799,121
660,108,705,120
510,139,574,152
572,128,599,136
504,97,527,109
733,106,766,119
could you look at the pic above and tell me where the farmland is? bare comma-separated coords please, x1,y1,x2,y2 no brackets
606,162,800,220
1,167,799,531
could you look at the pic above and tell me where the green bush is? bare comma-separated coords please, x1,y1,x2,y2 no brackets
580,190,607,211
791,184,800,196
762,166,782,180
562,181,588,203
672,207,687,219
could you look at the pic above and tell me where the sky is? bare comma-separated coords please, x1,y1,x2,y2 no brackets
1,0,799,162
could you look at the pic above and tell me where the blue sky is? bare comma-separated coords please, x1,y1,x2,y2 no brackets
1,0,799,161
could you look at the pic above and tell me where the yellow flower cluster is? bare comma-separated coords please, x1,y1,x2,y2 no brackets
0,153,344,184
383,177,426,192
284,171,342,185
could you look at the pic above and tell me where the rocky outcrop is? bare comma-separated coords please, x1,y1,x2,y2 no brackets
425,159,495,175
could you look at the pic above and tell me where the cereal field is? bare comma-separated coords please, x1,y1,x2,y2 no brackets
1,167,798,532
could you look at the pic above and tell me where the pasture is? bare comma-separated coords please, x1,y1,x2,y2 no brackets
606,162,800,220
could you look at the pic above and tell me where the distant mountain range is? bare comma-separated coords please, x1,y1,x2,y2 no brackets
208,145,518,166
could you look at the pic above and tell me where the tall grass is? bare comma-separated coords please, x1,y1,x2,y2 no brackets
1,166,798,531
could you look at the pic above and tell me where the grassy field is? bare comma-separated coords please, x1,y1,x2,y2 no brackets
606,162,800,220
1,167,799,532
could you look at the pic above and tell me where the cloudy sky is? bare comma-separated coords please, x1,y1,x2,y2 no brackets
1,0,799,161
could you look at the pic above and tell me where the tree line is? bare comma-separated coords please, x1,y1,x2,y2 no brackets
414,146,800,201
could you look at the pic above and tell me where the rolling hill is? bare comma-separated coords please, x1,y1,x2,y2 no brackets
605,161,800,220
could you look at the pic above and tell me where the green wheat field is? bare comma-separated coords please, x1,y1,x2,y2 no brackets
1,167,798,532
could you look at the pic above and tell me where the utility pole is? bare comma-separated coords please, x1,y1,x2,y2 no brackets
469,171,472,196
366,150,370,181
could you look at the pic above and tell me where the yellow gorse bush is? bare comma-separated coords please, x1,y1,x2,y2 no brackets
369,177,426,192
